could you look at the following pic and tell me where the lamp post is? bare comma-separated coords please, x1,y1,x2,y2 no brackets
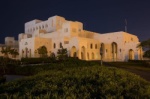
100,47,103,66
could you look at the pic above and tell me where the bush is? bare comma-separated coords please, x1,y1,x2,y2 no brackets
0,76,6,84
21,57,56,64
0,66,150,98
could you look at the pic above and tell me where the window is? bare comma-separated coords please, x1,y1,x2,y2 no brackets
95,44,97,49
106,49,107,53
60,42,62,48
39,26,41,29
120,49,122,52
90,44,93,49
53,43,56,48
131,38,133,41
42,25,44,29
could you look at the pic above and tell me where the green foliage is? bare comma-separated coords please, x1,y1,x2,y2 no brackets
57,47,68,60
143,50,150,58
0,46,11,58
21,57,55,64
138,38,150,58
9,49,19,58
0,76,6,84
0,58,20,75
0,62,150,98
37,46,48,58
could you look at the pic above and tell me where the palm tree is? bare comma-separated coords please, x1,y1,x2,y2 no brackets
0,46,11,74
138,38,150,58
37,46,48,57
1,46,11,58
9,49,19,58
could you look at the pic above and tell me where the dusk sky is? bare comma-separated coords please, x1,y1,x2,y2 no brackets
0,0,150,43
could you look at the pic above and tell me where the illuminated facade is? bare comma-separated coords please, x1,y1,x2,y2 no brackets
18,15,143,61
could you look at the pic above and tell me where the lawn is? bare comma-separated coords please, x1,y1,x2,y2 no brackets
0,59,150,99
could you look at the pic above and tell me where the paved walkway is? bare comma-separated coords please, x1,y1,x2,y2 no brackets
115,67,150,82
4,75,25,82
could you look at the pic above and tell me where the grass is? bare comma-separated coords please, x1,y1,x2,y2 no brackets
106,62,150,72
0,60,150,98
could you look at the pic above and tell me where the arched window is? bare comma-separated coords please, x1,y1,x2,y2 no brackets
53,43,56,49
60,42,62,48
39,26,41,30
90,44,93,49
95,44,97,49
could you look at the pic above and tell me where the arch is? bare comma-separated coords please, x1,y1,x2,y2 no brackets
81,46,85,60
39,26,41,30
71,46,77,57
92,52,94,59
112,42,117,61
53,43,56,49
95,44,97,49
90,43,93,49
100,43,105,59
29,49,31,57
25,48,28,58
129,49,134,60
50,52,55,58
22,49,24,57
60,42,62,48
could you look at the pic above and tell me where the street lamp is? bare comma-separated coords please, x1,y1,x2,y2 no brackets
100,46,103,66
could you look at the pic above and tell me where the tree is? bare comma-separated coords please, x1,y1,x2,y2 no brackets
57,46,68,60
9,49,19,58
138,38,150,58
37,46,48,57
1,46,11,58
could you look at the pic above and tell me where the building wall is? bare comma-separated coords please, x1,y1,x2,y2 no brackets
18,15,143,61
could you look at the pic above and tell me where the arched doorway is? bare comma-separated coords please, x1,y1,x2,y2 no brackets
112,42,117,61
100,43,105,59
129,49,134,60
81,46,85,60
25,48,28,58
22,50,24,57
71,46,77,57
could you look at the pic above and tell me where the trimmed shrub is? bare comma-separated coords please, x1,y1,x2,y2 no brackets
0,66,150,98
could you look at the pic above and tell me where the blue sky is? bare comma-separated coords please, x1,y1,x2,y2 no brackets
0,0,150,43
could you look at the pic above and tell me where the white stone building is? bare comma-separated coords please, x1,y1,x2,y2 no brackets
18,15,143,61
0,37,19,58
